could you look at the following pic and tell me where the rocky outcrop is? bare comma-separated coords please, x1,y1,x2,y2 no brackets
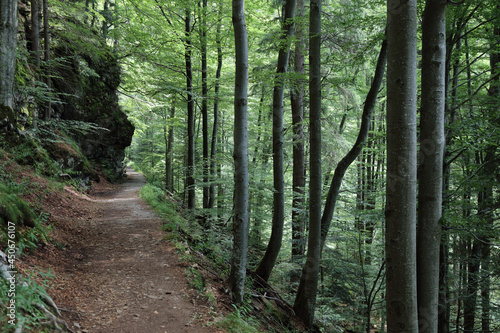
50,33,134,180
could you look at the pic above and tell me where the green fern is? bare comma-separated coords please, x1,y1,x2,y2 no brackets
0,184,35,228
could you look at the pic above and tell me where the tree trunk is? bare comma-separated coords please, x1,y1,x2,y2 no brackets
201,0,209,209
229,0,249,305
0,0,18,116
293,0,321,327
463,239,480,332
185,7,196,209
438,229,450,333
255,0,296,282
385,0,418,331
43,0,51,119
439,15,465,333
319,40,387,252
102,0,110,37
479,20,499,331
31,0,41,67
165,100,175,192
208,4,223,210
417,1,447,332
291,0,306,259
250,88,266,246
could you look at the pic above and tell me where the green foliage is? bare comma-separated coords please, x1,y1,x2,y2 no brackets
0,269,55,332
0,181,51,253
0,183,35,228
139,183,187,232
216,304,261,333
0,135,57,177
32,119,108,139
186,267,206,292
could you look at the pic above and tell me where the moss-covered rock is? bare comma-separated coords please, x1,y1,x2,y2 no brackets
50,31,134,180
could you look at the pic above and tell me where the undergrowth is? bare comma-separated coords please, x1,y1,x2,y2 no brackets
0,269,55,332
0,182,51,254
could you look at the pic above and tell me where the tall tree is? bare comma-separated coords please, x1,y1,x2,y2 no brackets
319,39,387,252
229,0,249,305
480,8,500,331
201,0,210,209
43,0,51,119
255,0,296,281
385,0,418,331
417,1,446,331
293,0,321,327
208,4,223,209
184,5,196,209
0,0,18,118
291,0,306,259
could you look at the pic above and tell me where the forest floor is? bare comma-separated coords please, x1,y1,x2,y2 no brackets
19,169,224,333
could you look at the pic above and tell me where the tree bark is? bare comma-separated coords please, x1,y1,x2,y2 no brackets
464,239,481,332
291,0,306,259
31,0,41,67
201,0,209,210
293,0,321,327
417,1,447,332
385,0,418,331
208,4,223,210
439,14,465,333
0,0,18,115
208,4,222,208
165,100,175,192
255,0,296,282
184,7,196,209
479,17,499,332
43,0,51,119
229,0,249,305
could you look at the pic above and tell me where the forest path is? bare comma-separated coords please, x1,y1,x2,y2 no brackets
49,169,217,332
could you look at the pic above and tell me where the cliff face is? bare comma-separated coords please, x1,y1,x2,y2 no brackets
2,5,134,182
50,36,134,180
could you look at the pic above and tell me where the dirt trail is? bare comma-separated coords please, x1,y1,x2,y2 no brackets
49,169,217,332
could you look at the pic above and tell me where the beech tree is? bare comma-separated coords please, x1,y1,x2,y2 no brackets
291,0,306,259
229,0,249,305
208,4,223,209
385,0,418,331
417,0,447,331
255,0,296,282
184,6,196,209
43,0,51,119
201,0,209,209
293,0,322,327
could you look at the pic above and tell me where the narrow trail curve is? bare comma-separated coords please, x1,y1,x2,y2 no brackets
61,170,217,333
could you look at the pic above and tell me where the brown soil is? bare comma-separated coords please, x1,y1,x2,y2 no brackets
20,169,222,333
